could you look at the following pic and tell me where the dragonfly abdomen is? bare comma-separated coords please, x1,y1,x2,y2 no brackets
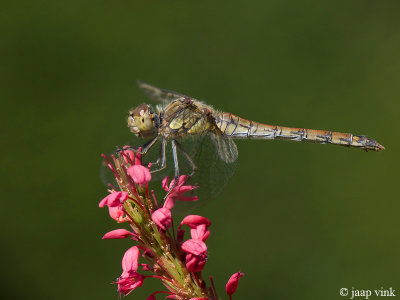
216,113,385,151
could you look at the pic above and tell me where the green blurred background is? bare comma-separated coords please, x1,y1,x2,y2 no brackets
1,0,399,299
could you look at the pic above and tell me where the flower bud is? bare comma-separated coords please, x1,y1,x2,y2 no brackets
225,272,244,296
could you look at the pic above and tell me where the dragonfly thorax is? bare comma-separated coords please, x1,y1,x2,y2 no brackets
127,103,159,138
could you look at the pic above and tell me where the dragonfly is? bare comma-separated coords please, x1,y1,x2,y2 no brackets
119,81,384,201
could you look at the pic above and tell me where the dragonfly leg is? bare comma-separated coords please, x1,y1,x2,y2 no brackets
149,138,167,174
115,135,160,156
162,140,180,202
171,140,180,179
152,139,165,167
174,140,197,178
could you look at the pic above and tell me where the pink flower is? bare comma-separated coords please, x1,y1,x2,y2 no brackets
117,273,144,296
181,239,208,272
122,146,142,165
225,272,244,297
99,149,231,298
99,192,129,222
116,246,145,296
185,253,207,272
152,208,172,231
162,176,198,209
180,215,211,241
99,191,128,208
102,229,135,239
128,165,151,185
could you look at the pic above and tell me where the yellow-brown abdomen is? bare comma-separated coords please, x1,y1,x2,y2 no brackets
215,112,385,151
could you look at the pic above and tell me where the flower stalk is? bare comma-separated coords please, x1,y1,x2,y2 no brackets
99,147,243,299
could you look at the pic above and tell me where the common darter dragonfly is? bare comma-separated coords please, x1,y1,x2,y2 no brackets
107,82,384,202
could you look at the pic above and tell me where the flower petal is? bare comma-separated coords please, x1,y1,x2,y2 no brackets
99,191,129,208
181,239,207,256
190,224,210,241
108,206,126,222
152,208,172,231
122,246,140,274
181,215,211,228
162,176,170,191
128,165,151,185
102,229,134,239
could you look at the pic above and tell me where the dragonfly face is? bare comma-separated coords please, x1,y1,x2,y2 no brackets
127,103,158,138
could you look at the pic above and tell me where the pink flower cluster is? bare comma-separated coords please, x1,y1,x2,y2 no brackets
99,147,244,299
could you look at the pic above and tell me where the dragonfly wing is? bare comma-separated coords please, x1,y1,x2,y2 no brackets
185,133,237,200
137,81,188,104
100,155,118,188
210,134,238,164
141,133,238,200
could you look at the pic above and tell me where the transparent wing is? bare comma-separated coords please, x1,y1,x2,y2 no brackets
100,156,117,189
186,133,238,200
210,134,238,164
137,81,188,104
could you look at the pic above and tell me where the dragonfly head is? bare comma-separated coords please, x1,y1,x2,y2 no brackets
127,103,158,138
